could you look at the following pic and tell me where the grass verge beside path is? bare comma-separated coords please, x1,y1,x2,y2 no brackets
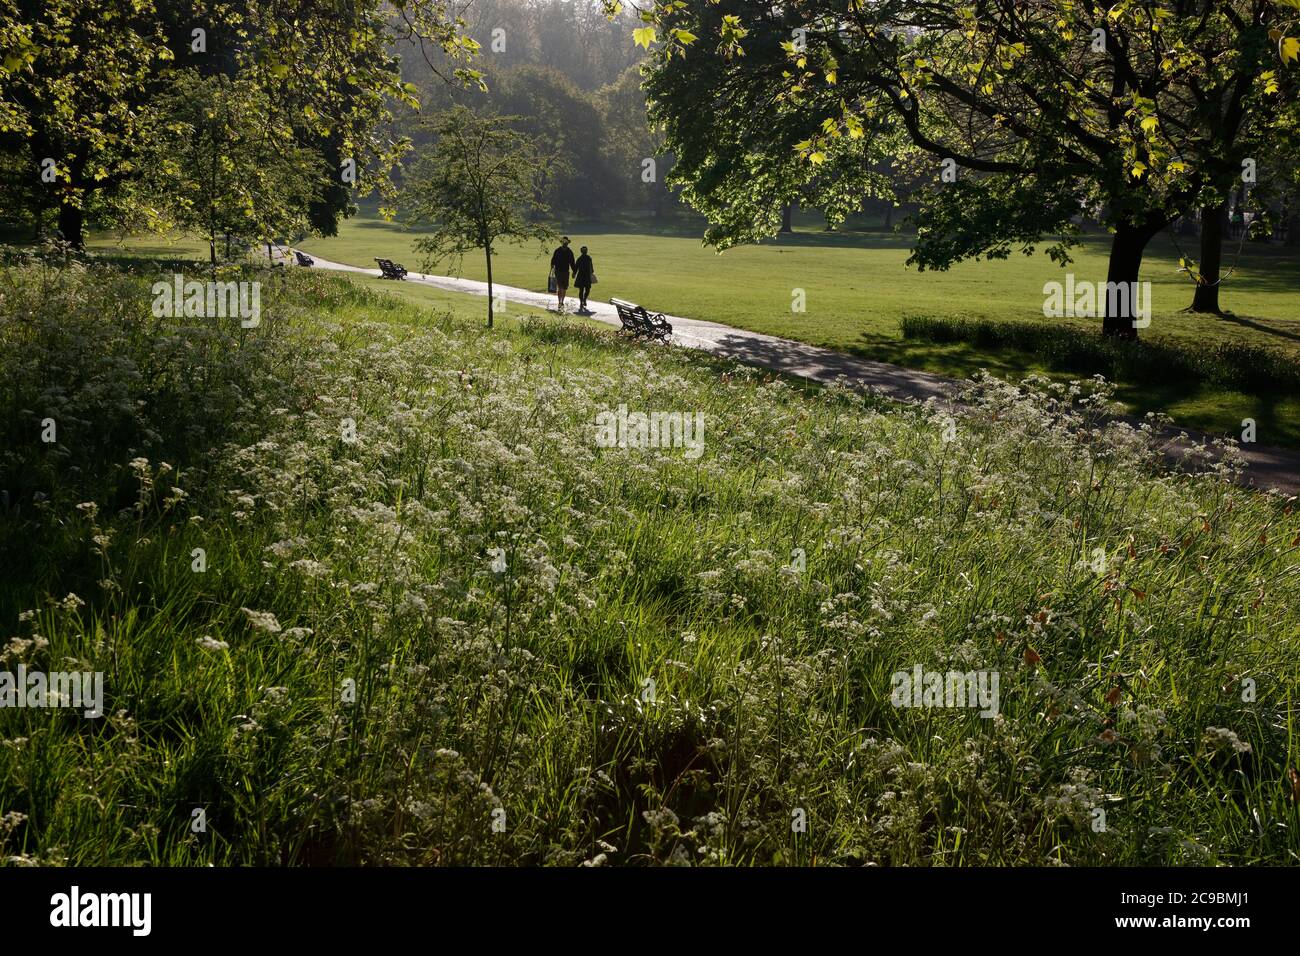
296,215,1300,447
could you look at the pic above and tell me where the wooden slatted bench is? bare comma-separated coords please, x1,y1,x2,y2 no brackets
375,257,408,280
610,297,672,343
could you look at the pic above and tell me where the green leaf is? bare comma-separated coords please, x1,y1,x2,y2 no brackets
633,27,657,50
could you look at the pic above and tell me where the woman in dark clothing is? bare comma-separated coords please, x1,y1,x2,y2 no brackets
550,236,576,312
573,246,594,313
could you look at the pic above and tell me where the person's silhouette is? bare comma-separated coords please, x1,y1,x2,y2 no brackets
550,237,576,313
573,246,594,313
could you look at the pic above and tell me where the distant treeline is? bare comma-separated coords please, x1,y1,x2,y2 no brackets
394,0,679,220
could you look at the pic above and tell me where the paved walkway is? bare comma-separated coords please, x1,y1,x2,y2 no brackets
292,249,1300,496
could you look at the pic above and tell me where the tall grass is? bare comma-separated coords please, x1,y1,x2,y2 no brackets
1,261,1297,866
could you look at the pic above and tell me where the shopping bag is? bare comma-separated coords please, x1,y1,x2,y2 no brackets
590,271,598,285
547,267,557,294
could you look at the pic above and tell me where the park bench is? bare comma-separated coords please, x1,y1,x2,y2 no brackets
294,250,314,267
375,257,408,280
610,297,672,343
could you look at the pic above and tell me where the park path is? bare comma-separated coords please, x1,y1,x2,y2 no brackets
291,249,1300,496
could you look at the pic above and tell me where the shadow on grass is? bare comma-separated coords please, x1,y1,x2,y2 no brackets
848,332,1040,383
853,321,1300,448
1213,311,1300,345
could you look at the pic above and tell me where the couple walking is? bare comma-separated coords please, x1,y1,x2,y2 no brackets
549,236,595,314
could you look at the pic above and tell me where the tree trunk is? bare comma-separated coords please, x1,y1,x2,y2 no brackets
42,139,86,250
485,244,494,329
779,204,793,233
884,203,894,229
1101,223,1151,340
1189,202,1226,314
57,202,84,250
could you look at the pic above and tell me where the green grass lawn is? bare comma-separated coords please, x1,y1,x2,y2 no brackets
294,214,1300,446
4,261,1298,866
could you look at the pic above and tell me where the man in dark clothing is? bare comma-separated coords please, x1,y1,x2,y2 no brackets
550,237,576,313
573,246,594,313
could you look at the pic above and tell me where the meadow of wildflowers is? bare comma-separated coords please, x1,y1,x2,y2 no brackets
1,259,1297,865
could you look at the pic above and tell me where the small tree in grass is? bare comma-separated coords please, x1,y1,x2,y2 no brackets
404,107,555,328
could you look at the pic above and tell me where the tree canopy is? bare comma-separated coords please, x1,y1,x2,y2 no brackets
151,71,320,269
0,0,480,247
619,0,1295,336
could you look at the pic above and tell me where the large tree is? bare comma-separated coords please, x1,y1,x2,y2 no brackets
1170,5,1298,313
151,71,319,271
617,0,1291,338
0,0,479,248
595,64,673,217
465,66,607,217
0,0,172,248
